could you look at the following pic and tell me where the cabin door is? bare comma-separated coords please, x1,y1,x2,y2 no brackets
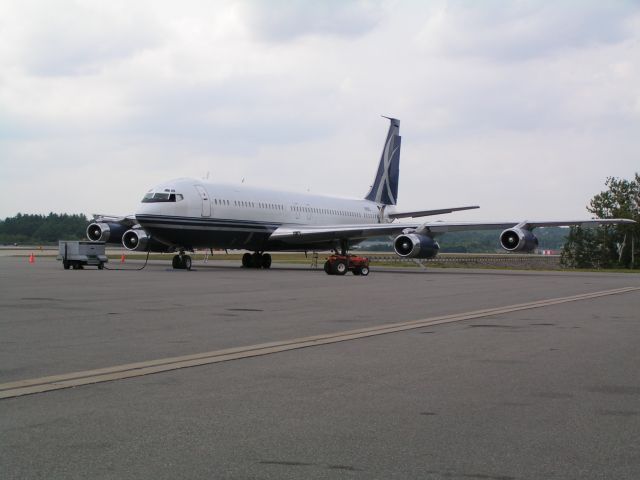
194,186,211,217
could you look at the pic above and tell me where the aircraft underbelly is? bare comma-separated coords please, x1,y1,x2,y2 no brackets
136,214,365,252
137,215,277,250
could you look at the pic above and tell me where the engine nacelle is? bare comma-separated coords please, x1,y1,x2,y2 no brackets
499,228,539,252
122,229,150,251
393,234,440,259
86,222,128,244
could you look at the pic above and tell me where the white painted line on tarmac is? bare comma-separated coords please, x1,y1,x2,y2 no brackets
1,286,638,400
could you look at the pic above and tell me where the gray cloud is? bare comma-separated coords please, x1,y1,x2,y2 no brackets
0,0,639,219
418,1,635,61
242,0,384,41
9,1,163,76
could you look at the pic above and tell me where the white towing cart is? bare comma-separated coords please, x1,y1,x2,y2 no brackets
57,241,108,270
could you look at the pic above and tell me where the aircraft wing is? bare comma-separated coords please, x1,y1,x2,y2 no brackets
91,214,139,227
418,218,636,234
269,223,418,244
269,218,635,244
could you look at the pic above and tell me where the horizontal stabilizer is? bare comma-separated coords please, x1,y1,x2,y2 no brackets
388,206,480,219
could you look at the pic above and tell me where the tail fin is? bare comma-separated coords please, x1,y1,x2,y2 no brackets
365,116,401,205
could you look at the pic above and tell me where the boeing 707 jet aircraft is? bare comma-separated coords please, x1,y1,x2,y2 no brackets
87,117,634,272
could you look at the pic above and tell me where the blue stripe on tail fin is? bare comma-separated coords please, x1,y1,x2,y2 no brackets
365,117,401,205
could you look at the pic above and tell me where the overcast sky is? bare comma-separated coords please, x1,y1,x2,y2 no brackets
1,0,638,221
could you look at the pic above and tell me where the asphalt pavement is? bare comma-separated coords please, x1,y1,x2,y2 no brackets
1,256,639,479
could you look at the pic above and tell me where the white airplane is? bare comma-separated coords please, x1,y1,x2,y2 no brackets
87,117,634,273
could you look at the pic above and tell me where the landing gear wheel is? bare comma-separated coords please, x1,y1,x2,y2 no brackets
242,253,252,268
98,263,104,270
359,266,369,276
261,253,272,269
324,261,332,275
183,255,192,271
333,260,347,275
63,261,70,270
172,255,183,269
251,253,262,268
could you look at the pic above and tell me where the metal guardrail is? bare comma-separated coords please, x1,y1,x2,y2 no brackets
367,254,561,268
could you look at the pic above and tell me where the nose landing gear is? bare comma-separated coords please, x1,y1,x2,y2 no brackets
242,252,272,269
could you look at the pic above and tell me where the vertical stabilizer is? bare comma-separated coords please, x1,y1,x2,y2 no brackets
365,117,401,205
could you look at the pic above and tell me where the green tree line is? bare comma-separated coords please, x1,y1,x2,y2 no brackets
561,174,639,269
0,213,89,244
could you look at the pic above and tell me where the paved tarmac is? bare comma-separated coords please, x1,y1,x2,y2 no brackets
1,256,639,479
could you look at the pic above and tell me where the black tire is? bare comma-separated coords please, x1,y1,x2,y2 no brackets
172,255,183,269
242,253,252,268
261,253,272,269
63,261,70,270
184,255,192,271
251,253,262,268
98,263,104,270
359,266,369,276
72,262,79,270
324,261,332,274
333,261,347,275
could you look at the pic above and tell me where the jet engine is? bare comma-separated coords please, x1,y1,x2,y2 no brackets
86,222,128,244
122,229,150,251
393,233,440,258
499,228,539,252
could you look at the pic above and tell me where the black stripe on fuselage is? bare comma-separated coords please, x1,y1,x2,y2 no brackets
135,214,352,251
136,214,282,231
136,214,282,250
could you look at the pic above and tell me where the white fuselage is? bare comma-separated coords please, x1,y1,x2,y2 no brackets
134,178,388,251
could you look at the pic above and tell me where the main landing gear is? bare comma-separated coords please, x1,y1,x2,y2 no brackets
172,251,192,270
242,252,272,269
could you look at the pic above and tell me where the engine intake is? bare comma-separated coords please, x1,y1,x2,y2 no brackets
86,222,128,244
122,229,149,251
393,234,440,259
499,228,539,252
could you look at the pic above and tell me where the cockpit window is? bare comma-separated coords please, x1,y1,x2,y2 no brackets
142,192,179,203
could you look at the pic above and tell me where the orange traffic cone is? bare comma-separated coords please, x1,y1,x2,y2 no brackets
120,253,126,263
29,253,35,264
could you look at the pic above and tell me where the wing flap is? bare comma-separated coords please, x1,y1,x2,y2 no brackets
269,223,416,244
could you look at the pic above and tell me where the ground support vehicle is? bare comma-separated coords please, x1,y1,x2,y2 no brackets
57,241,108,270
323,254,370,276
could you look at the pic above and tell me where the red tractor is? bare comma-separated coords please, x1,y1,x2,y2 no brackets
324,254,370,276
